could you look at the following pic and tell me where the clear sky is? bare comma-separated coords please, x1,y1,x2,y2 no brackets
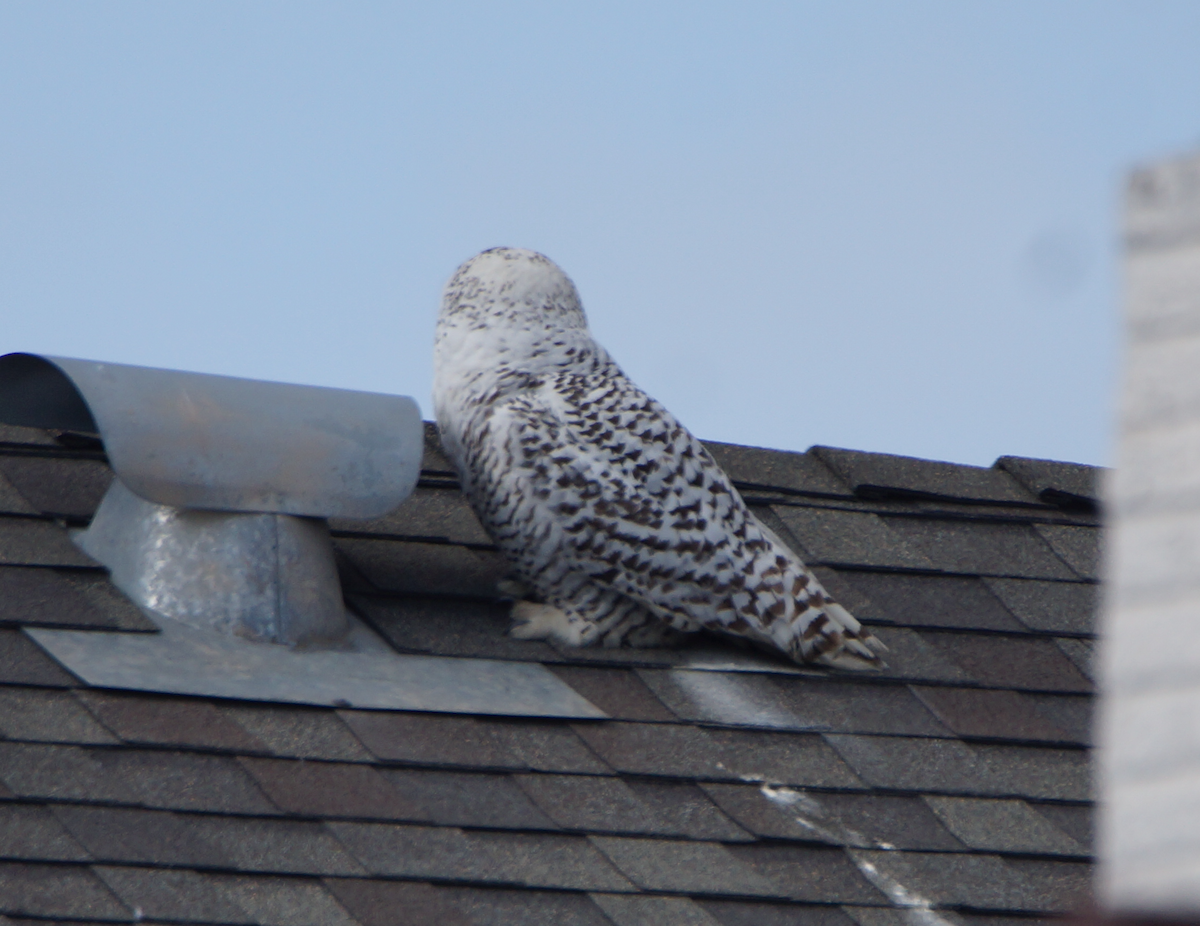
2,2,1198,467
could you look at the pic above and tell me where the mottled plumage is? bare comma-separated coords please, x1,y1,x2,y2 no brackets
433,248,884,668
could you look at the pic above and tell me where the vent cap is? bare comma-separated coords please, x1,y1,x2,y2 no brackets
0,353,422,518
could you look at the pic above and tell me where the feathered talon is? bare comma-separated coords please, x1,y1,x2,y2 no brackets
508,600,584,646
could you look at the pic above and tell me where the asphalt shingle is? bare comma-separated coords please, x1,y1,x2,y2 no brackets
322,879,473,926
591,836,781,896
854,626,973,684
211,874,360,926
485,719,614,773
849,850,1037,911
0,689,116,745
0,862,129,920
93,865,253,924
0,517,98,568
1030,802,1093,851
982,578,1098,636
623,779,755,842
9,745,280,813
518,774,751,842
910,687,1074,743
710,783,966,852
840,909,933,926
0,566,153,632
114,750,275,813
574,722,864,788
446,885,615,926
52,806,232,868
592,892,724,926
381,767,558,829
549,666,677,721
1033,524,1101,580
567,723,724,779
823,735,990,795
331,822,635,891
918,633,1093,693
0,424,60,447
768,677,952,737
185,816,367,875
1055,638,1095,681
728,844,886,904
825,572,1025,632
339,710,612,772
880,517,1077,579
991,859,1093,913
76,691,266,751
813,447,1037,505
0,805,90,862
353,594,557,662
65,570,158,630
0,456,112,521
994,456,1100,508
0,470,37,515
331,486,493,546
648,666,955,738
1032,693,1093,746
702,899,860,926
335,538,506,597
0,742,138,804
771,505,934,569
703,442,851,496
635,669,812,730
470,831,637,891
697,783,825,843
546,637,692,668
818,791,967,851
716,728,871,788
218,704,374,762
329,822,480,880
922,796,1086,856
338,710,510,766
972,744,1093,802
517,773,674,836
240,757,420,821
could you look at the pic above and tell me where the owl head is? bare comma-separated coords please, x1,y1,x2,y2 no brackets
440,247,588,334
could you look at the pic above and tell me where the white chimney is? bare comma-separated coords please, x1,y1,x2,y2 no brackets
1102,150,1200,910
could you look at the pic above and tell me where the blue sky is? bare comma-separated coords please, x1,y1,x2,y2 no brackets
2,2,1198,466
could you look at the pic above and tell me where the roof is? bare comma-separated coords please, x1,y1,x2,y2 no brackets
0,419,1098,925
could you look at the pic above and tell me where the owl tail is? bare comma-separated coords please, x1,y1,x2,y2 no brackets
797,602,889,670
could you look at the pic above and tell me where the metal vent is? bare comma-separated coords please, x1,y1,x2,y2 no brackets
0,353,604,719
0,353,422,647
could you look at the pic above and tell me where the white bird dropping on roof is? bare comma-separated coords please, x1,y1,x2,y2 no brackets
433,247,885,668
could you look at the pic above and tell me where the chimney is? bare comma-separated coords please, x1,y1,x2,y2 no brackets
1101,150,1200,912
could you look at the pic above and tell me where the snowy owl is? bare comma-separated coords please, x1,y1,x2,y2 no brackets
433,247,885,669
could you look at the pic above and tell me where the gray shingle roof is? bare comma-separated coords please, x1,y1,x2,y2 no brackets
0,422,1098,924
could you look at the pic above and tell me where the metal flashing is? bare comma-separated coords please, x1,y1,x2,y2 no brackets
27,621,606,719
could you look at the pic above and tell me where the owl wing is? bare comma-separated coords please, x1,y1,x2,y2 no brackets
476,372,881,667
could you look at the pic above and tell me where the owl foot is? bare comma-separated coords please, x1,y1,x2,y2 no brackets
509,600,587,646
